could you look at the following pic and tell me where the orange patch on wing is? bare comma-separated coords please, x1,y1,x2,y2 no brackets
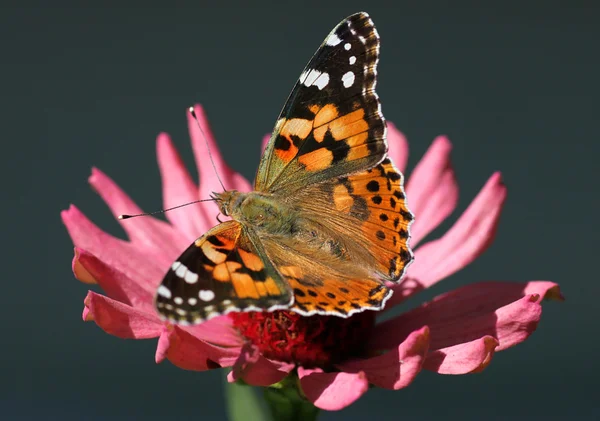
309,104,321,114
281,118,313,140
200,243,228,264
274,118,313,163
255,281,267,297
279,266,304,279
347,144,371,160
330,118,369,141
298,148,334,171
238,249,264,272
231,273,260,299
346,132,369,147
333,183,353,212
264,277,283,295
212,261,242,282
314,104,339,127
329,108,365,131
313,125,328,142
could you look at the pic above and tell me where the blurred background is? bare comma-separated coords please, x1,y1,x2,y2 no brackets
4,1,598,419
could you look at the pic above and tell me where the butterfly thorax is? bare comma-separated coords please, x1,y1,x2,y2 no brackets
214,190,298,235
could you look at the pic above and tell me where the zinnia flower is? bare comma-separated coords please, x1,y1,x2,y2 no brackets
62,104,562,411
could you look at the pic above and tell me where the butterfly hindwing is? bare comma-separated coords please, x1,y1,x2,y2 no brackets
155,221,293,324
255,12,386,194
277,265,392,317
334,158,414,281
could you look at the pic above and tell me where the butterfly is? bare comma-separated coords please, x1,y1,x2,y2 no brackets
155,12,414,325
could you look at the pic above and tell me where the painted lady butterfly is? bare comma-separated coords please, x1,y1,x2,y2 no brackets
155,12,414,325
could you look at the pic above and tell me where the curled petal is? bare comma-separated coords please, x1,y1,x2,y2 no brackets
188,105,252,224
72,248,97,284
390,172,506,306
228,345,294,387
372,281,561,352
339,326,429,390
424,336,498,374
156,133,209,240
405,136,458,246
62,205,163,291
74,247,154,311
156,325,239,371
385,122,409,173
298,367,369,411
82,291,161,339
88,167,188,260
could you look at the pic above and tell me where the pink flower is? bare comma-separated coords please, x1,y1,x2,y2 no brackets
62,105,562,411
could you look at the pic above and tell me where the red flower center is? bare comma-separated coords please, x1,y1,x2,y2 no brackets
229,310,376,368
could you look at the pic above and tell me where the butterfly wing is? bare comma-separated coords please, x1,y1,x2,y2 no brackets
315,157,414,282
259,158,413,318
255,12,386,194
155,220,293,325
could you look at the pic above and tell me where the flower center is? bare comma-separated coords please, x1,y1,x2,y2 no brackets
229,310,376,368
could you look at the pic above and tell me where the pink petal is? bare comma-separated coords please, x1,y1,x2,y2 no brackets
298,367,369,411
386,122,409,173
184,317,244,348
74,247,154,311
404,136,458,247
88,167,187,261
227,345,294,387
82,291,161,339
372,281,561,352
156,132,209,241
424,336,498,374
62,205,164,291
155,325,240,371
188,105,252,224
389,172,506,306
338,326,429,390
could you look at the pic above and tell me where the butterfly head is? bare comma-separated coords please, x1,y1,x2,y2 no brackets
211,190,243,217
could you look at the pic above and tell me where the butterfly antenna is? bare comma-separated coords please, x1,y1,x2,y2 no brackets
189,106,227,192
118,198,215,220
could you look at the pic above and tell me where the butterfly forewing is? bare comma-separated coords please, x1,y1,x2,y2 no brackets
255,12,387,194
155,221,293,324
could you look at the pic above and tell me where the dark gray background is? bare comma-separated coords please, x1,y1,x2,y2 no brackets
3,1,597,420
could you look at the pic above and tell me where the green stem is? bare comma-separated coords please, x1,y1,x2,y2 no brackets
263,375,320,421
224,373,271,421
224,371,320,421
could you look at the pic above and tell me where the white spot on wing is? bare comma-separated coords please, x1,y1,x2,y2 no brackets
199,290,215,302
188,297,198,306
313,72,329,90
344,43,351,50
171,261,181,271
301,69,329,90
157,285,172,299
326,33,342,46
342,71,355,88
175,264,186,278
184,271,198,284
349,56,356,65
174,297,183,305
